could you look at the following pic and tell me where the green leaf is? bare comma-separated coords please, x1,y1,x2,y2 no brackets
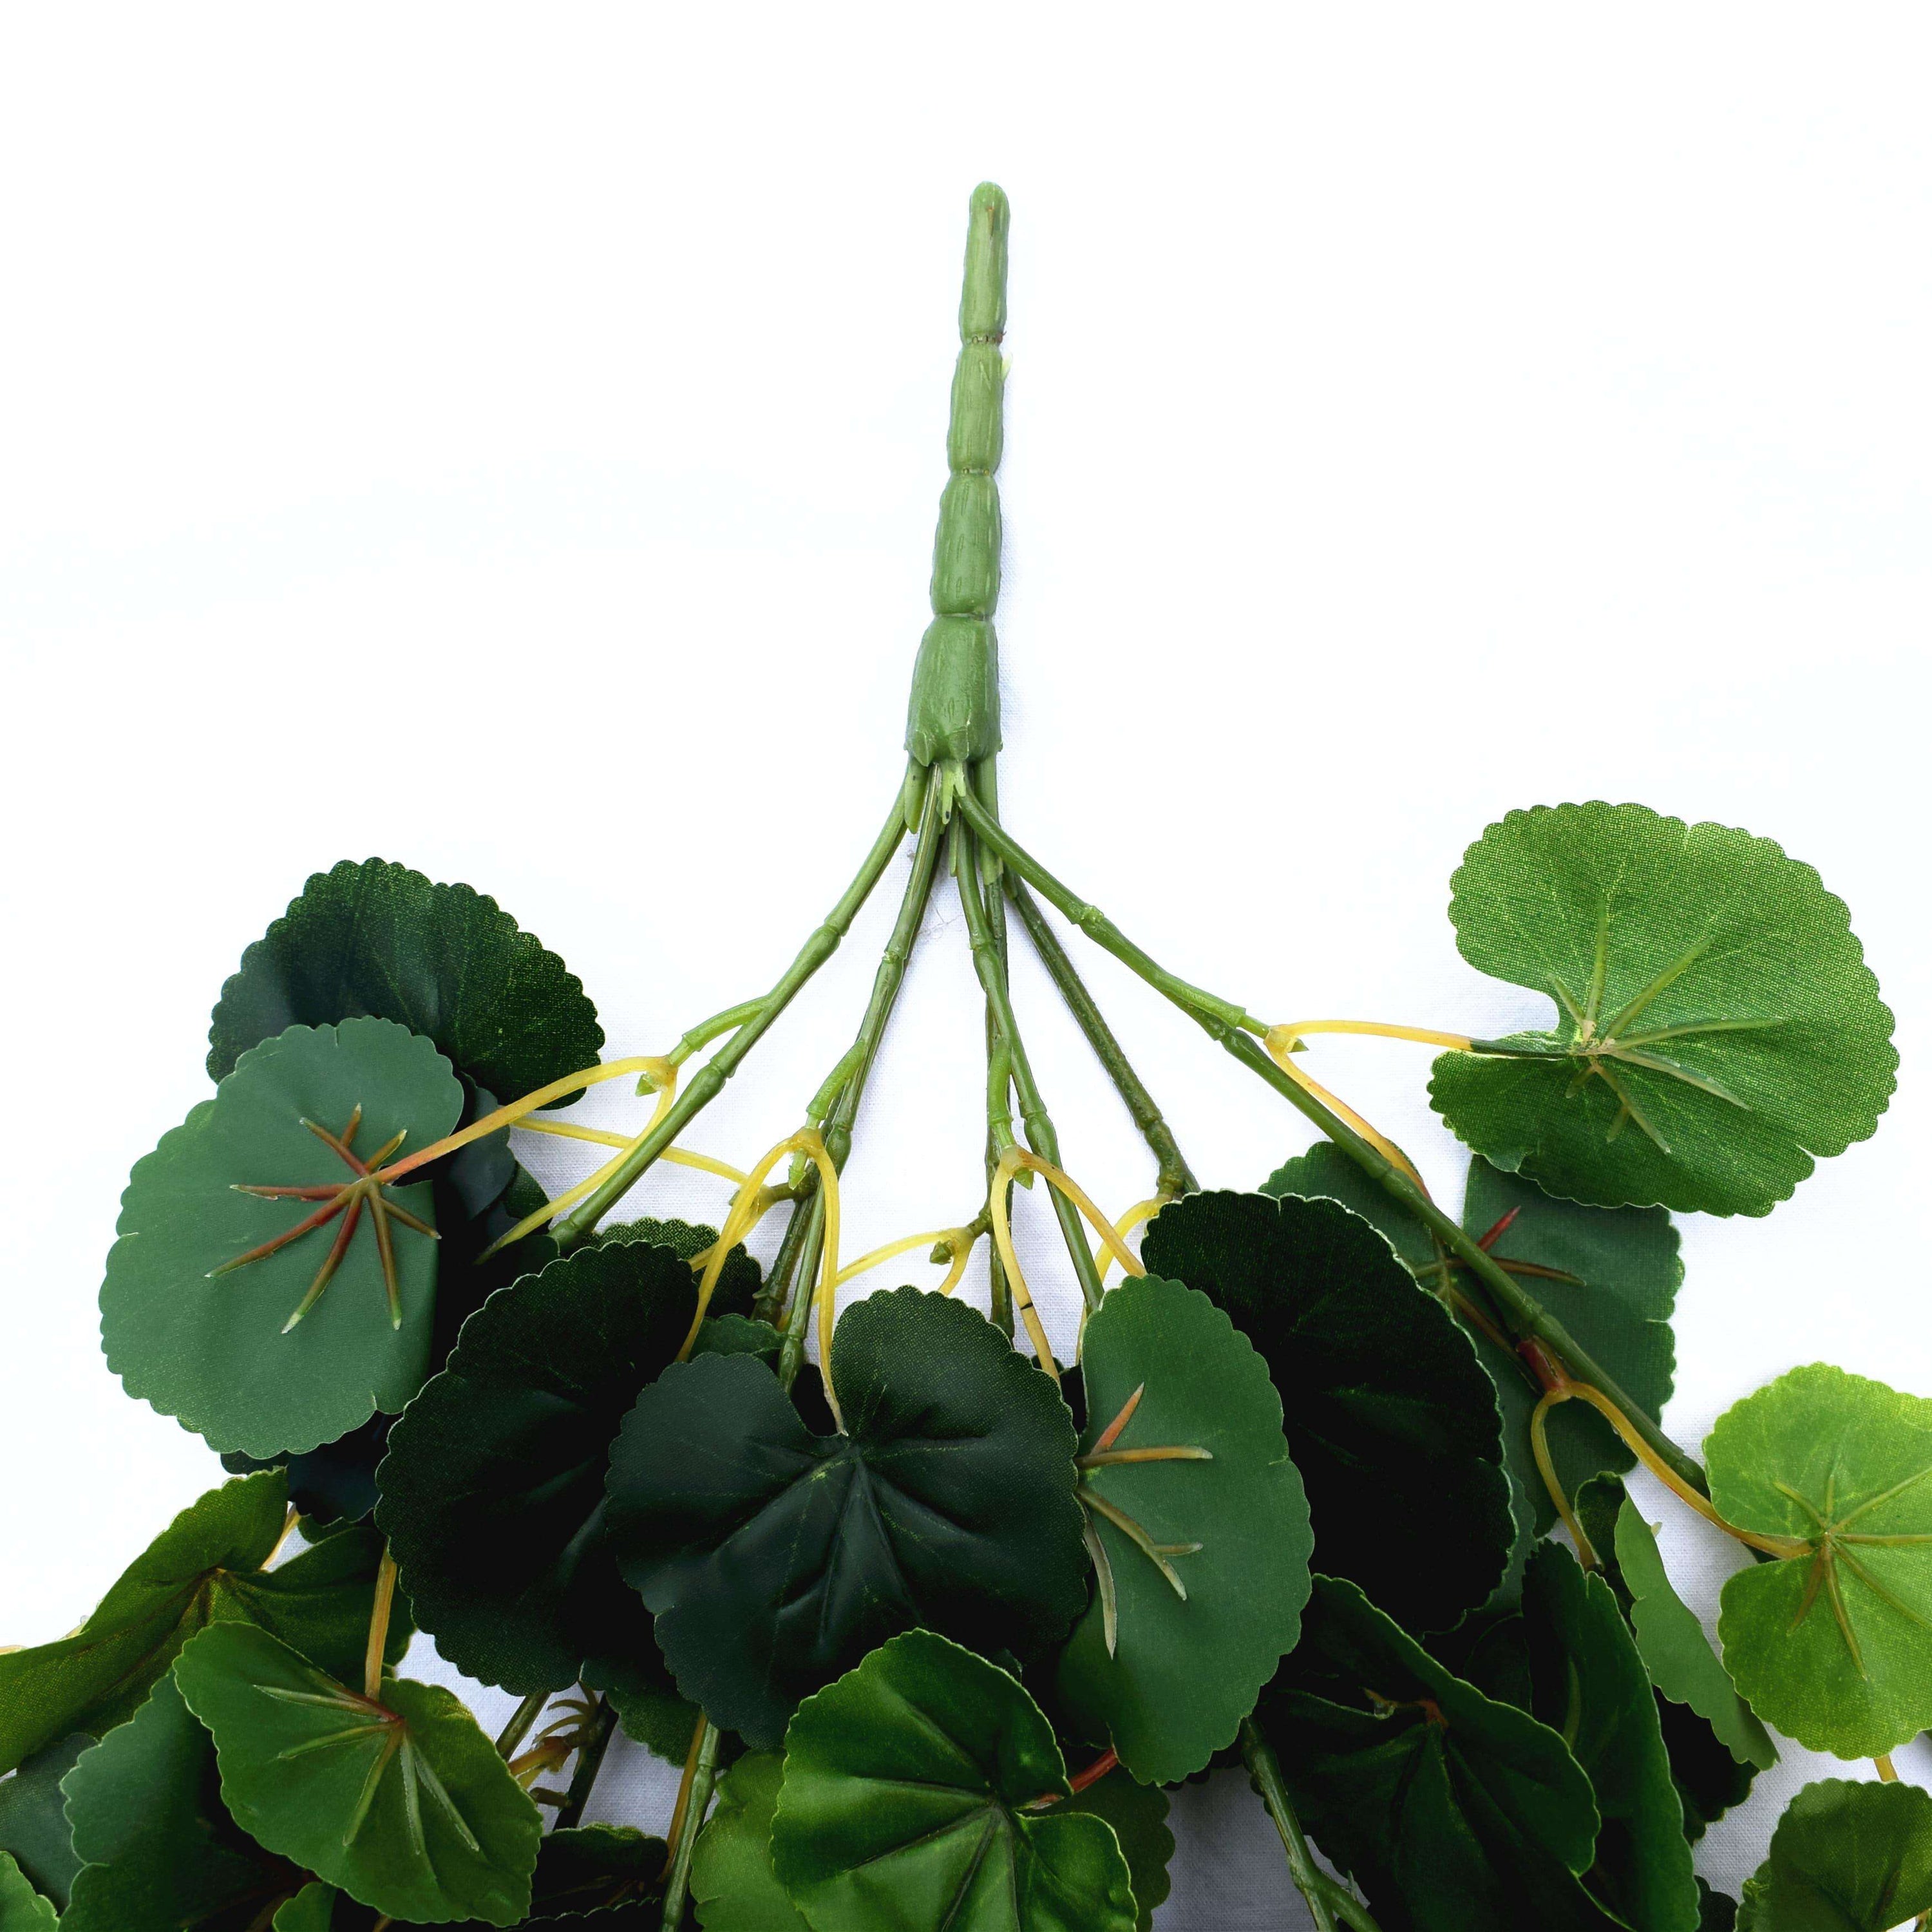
59,1672,299,1932
1057,1774,1171,1932
1709,1365,1932,1757
693,1754,811,1932
208,857,603,1103
1736,1778,1932,1931
606,1287,1088,1749
1265,1144,1681,1539
1430,802,1896,1215
1613,1499,1776,1772
1701,1880,1739,1931
1053,1274,1312,1783
771,1629,1137,1932
581,1652,701,1766
273,1886,341,1931
1258,1575,1606,1932
1142,1189,1511,1630
103,1019,464,1457
0,1472,406,1774
0,1857,56,1932
600,1216,761,1318
526,1823,667,1925
377,1239,702,1694
1524,1545,1701,1932
173,1622,541,1926
0,1734,89,1909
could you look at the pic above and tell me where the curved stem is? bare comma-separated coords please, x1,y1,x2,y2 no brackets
1269,1019,1475,1054
1007,879,1198,1198
954,790,1714,1500
551,791,912,1248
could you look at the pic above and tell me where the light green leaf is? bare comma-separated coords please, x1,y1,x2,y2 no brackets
1614,1499,1776,1772
1524,1546,1701,1932
772,1630,1137,1932
60,1672,299,1932
104,1019,463,1457
208,856,603,1103
0,1856,56,1932
1058,1775,1171,1932
1054,1274,1312,1783
0,1472,405,1774
1431,802,1895,1215
1258,1575,1607,1932
0,1734,90,1909
173,1622,541,1926
1709,1365,1932,1757
606,1289,1088,1749
693,1754,811,1932
1142,1189,1511,1630
1736,1778,1932,1931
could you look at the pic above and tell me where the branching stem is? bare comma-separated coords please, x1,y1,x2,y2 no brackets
1240,1718,1381,1931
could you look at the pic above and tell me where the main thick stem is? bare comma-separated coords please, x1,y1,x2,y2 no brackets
1242,1719,1380,1931
551,793,910,1248
952,787,1710,1497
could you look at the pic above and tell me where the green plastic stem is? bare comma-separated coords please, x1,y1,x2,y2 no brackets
953,817,1108,1315
974,758,1017,1336
552,792,910,1248
667,997,766,1069
1006,878,1199,1198
551,1696,616,1832
1242,1719,1381,1931
493,1689,547,1761
952,787,1712,1498
659,1715,723,1931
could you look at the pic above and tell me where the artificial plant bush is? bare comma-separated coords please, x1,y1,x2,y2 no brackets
0,182,1924,1932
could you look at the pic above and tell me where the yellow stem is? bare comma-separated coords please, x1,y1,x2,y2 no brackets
989,1151,1063,1383
1267,1019,1475,1055
1261,1031,1432,1197
797,1132,847,1430
1558,1379,1811,1560
1530,1388,1599,1567
364,1549,399,1701
679,1131,811,1361
383,1056,673,1182
1877,1753,1900,1783
661,1713,709,1873
833,1227,974,1293
1001,1147,1147,1278
515,1114,752,1186
936,1227,981,1294
1092,1197,1164,1284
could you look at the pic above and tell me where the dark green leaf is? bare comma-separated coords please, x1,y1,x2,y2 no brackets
1142,1189,1511,1630
1054,1274,1312,1783
1701,1880,1739,1931
378,1239,702,1694
0,1857,55,1932
59,1672,299,1932
581,1652,701,1767
0,1734,88,1908
1524,1545,1701,1931
1058,1774,1171,1932
600,1217,760,1318
1709,1365,1932,1757
174,1622,541,1926
1736,1778,1932,1930
0,1472,405,1774
1258,1575,1605,1932
771,1629,1137,1932
208,857,603,1103
103,1019,463,1457
527,1823,667,1925
693,1753,810,1932
694,1313,783,1363
267,1884,384,1929
607,1287,1087,1748
1430,802,1896,1215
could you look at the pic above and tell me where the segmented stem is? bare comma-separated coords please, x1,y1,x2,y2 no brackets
1240,1718,1382,1931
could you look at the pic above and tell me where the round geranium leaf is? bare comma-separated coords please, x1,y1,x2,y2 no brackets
771,1630,1137,1932
59,1673,301,1932
377,1239,701,1695
208,857,603,1103
1141,1190,1511,1631
1710,1365,1932,1758
0,1734,90,1910
1059,1775,1171,1932
1430,802,1896,1216
692,1754,810,1932
605,1287,1087,1749
1522,1546,1701,1932
0,1472,406,1774
1054,1274,1311,1784
0,1856,55,1932
173,1622,541,1926
1258,1576,1605,1932
103,1019,464,1457
1737,1777,1932,1931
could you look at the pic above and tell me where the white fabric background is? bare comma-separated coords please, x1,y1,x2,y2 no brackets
3,5,1931,1920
